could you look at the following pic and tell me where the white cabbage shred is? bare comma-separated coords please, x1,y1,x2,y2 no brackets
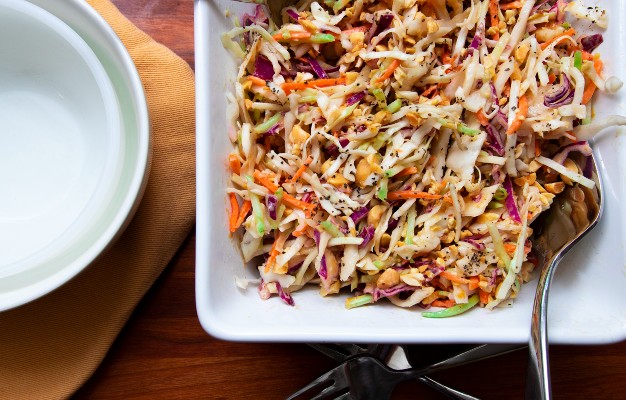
223,0,619,314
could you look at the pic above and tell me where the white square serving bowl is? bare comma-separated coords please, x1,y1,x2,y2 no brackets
195,0,626,344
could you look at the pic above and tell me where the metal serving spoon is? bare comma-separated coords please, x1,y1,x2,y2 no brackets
526,153,603,399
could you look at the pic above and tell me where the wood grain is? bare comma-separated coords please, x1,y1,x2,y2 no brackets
74,1,626,399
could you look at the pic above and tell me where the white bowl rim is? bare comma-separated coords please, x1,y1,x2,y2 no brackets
0,0,122,277
0,0,150,311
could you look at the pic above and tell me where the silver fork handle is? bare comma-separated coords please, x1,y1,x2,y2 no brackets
418,376,480,400
423,343,526,375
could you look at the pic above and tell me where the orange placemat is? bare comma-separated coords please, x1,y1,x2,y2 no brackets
0,1,195,398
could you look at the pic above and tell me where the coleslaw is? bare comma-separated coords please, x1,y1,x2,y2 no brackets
223,0,624,316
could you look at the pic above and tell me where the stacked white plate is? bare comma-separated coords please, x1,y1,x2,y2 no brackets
0,0,150,311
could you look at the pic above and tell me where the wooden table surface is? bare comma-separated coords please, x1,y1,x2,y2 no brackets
74,1,626,399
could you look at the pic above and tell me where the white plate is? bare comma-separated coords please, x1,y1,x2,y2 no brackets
195,0,626,344
0,0,122,276
0,0,150,311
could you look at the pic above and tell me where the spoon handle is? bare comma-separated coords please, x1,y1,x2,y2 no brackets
526,258,559,400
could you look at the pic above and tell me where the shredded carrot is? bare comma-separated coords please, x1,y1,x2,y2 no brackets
432,299,456,308
488,0,500,40
535,139,541,157
581,51,594,61
540,28,576,50
253,169,316,212
506,95,528,135
376,59,401,83
479,289,491,305
425,154,436,167
228,193,239,233
265,233,288,272
292,223,309,237
253,170,279,192
439,270,471,285
441,52,457,66
228,153,241,174
338,25,370,36
582,59,604,105
421,85,438,98
476,109,490,126
594,58,604,75
503,243,517,256
548,73,557,84
290,155,313,183
248,75,267,87
395,167,419,178
283,194,317,213
582,79,597,105
387,190,442,201
504,242,531,256
265,243,278,272
281,77,347,94
469,276,480,290
272,30,312,41
253,170,317,213
500,1,522,10
235,200,251,230
446,64,463,74
263,135,271,153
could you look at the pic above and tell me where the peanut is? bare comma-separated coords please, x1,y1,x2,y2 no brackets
426,19,439,34
535,26,564,43
290,124,310,145
355,158,373,188
514,172,536,187
511,63,522,81
406,111,423,126
476,212,499,224
559,158,579,185
380,233,391,247
377,268,400,290
367,205,386,226
544,182,565,194
321,158,333,174
299,19,318,33
514,43,530,65
355,154,381,187
373,110,392,124
328,173,349,187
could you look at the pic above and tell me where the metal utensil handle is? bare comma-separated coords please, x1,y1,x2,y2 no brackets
526,254,561,400
418,376,480,400
419,343,526,376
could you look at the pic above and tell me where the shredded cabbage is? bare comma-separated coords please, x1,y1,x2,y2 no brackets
223,1,619,314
